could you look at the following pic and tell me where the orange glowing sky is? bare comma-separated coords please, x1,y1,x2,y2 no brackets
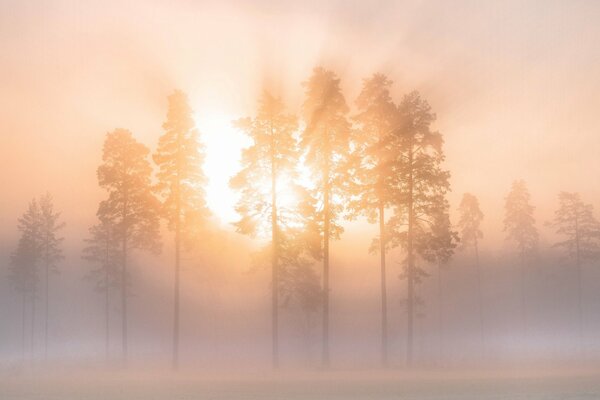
1,0,600,249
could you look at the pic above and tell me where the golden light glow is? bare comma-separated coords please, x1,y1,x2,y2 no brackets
196,111,250,224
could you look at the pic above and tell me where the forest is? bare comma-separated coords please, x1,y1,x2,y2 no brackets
5,68,600,372
2,1,600,399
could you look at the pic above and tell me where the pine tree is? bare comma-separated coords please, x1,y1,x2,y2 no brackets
82,217,122,360
153,90,210,369
550,192,600,345
9,199,45,362
387,91,451,366
38,193,65,361
457,192,485,355
300,67,351,367
230,91,301,368
503,180,538,338
348,73,398,366
97,128,161,364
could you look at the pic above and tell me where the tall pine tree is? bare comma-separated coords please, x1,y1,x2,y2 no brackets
550,192,600,345
38,192,65,361
504,180,538,337
457,192,485,355
387,91,451,366
348,73,398,366
153,90,210,369
82,217,122,361
230,91,301,368
300,67,351,367
97,128,161,365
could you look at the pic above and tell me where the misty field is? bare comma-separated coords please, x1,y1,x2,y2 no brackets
1,369,600,400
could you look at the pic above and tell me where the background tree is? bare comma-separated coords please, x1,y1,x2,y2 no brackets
97,128,161,364
457,192,485,355
153,90,210,369
9,201,42,361
504,180,538,337
421,199,457,362
348,73,398,366
387,91,451,366
82,217,122,360
300,67,351,367
230,91,300,368
549,192,600,345
38,192,65,361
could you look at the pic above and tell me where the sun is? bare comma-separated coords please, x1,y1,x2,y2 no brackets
195,111,251,225
195,111,307,229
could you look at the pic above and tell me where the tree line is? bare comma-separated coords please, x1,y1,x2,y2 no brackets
8,67,600,369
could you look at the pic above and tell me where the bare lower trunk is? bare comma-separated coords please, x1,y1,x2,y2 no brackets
121,237,128,366
475,240,485,356
437,264,444,363
30,290,35,364
378,203,387,367
105,268,110,362
44,260,48,361
173,221,180,370
21,291,26,362
322,183,330,368
406,149,415,367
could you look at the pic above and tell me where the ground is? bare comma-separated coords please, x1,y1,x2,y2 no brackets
1,367,599,399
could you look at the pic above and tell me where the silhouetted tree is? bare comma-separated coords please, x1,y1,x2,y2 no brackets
97,128,161,364
153,90,210,369
9,201,42,361
348,73,398,366
387,91,451,366
550,192,600,345
82,217,122,360
38,192,64,361
230,91,301,368
504,180,538,336
300,67,351,367
423,199,457,362
457,192,485,354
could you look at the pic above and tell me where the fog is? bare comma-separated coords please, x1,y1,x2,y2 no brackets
1,0,600,398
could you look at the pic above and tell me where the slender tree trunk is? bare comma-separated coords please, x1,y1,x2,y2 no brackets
520,255,528,345
22,290,26,363
406,148,415,367
105,230,110,362
173,194,181,370
322,161,331,368
121,234,128,366
271,158,279,369
44,256,48,361
30,290,35,364
575,215,583,352
105,269,110,362
437,263,444,363
378,201,388,367
474,239,485,356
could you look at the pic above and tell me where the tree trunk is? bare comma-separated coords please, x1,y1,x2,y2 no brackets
270,127,279,369
575,215,583,352
121,235,128,366
378,202,388,367
322,164,331,368
173,199,181,370
31,290,35,364
44,257,48,361
437,263,444,363
22,290,26,363
105,264,110,362
475,239,485,356
406,148,415,367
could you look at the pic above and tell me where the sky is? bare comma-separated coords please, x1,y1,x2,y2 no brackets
1,0,600,248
